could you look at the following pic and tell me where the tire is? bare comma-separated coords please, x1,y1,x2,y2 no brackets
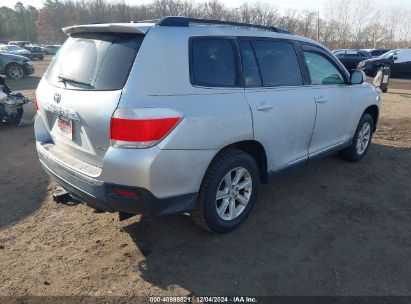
191,149,260,233
39,55,44,60
5,63,24,80
339,113,374,162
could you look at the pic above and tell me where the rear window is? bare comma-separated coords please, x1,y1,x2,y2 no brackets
45,33,144,91
252,40,303,87
239,40,262,87
190,38,240,87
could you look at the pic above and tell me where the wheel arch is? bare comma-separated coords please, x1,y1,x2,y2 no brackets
208,140,268,183
363,105,379,132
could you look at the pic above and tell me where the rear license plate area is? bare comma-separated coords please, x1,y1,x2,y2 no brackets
57,115,73,140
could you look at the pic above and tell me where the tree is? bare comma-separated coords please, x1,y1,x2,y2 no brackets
1,0,410,47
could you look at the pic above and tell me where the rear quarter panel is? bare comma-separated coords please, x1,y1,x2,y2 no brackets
119,26,254,151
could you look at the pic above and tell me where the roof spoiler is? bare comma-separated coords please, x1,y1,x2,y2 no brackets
62,23,153,36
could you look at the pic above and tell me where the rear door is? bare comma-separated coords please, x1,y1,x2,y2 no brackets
240,38,316,172
301,44,358,155
36,33,144,167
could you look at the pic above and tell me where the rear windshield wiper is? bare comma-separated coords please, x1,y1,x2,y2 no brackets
57,74,92,87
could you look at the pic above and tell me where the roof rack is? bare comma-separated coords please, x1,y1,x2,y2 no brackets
156,16,291,34
131,19,160,24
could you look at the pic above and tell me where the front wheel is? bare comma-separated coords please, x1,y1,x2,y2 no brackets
340,113,374,162
191,149,260,233
6,63,25,80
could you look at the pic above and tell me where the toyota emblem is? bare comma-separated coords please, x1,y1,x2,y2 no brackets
54,93,61,103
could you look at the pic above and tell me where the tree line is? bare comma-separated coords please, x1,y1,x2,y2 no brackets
0,0,410,50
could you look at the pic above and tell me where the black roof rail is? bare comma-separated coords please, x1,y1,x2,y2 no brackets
156,16,291,34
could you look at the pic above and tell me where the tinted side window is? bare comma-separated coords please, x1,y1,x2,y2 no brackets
371,50,384,57
252,40,303,87
346,50,359,57
239,40,262,87
191,38,240,87
303,51,344,85
333,50,345,57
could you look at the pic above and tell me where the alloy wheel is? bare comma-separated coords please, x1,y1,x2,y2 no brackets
356,122,371,155
9,66,24,79
215,167,252,221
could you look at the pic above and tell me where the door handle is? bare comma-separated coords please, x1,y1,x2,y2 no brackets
315,97,328,104
256,104,274,112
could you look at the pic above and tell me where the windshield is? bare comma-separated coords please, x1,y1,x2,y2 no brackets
45,33,144,91
377,50,398,59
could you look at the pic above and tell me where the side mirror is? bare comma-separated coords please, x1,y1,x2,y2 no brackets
350,70,366,85
393,56,398,61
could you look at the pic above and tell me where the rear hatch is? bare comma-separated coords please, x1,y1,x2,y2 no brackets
37,30,144,168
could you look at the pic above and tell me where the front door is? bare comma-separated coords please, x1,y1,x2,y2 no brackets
301,45,358,156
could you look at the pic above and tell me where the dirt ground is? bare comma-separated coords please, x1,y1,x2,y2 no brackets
0,56,410,297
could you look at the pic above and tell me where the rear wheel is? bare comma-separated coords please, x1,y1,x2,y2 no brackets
340,113,374,162
191,149,260,233
6,63,24,80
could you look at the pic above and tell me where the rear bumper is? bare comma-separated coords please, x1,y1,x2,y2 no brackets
37,143,197,216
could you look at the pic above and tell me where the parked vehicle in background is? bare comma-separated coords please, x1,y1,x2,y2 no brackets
358,49,411,78
332,49,372,70
8,41,44,60
362,48,392,58
0,76,36,126
0,52,34,79
35,17,380,233
41,45,61,55
23,45,44,60
7,41,31,47
0,44,32,59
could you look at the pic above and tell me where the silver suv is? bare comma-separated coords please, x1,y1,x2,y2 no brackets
35,17,380,233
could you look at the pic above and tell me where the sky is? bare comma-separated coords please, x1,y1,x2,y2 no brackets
1,0,411,13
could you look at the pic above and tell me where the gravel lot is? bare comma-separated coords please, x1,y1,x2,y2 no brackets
0,56,410,296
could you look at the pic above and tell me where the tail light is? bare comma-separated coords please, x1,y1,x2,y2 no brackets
112,188,139,197
110,108,182,149
35,94,38,111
